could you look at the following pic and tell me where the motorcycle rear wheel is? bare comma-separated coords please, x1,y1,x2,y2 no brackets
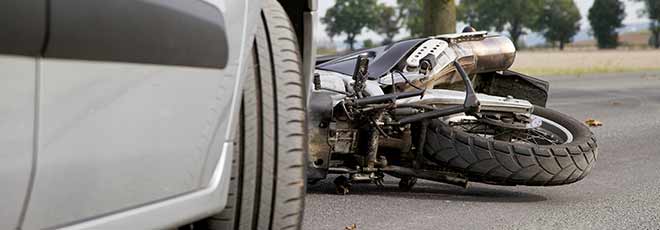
424,106,597,186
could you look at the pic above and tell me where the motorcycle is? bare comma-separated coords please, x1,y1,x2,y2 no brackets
308,30,597,194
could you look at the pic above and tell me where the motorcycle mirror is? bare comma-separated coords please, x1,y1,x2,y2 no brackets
351,54,370,97
462,26,477,33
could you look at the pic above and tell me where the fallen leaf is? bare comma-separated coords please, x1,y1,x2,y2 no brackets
345,224,357,230
609,101,623,106
585,119,603,127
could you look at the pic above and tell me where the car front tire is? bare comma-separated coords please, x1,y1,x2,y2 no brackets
195,0,306,229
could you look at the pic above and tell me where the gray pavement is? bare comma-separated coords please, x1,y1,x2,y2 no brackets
303,71,660,230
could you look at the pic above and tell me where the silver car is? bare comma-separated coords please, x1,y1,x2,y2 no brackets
1,0,314,229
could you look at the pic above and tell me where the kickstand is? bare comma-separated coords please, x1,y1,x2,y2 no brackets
399,120,429,191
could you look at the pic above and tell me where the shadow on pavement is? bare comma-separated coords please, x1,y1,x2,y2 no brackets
307,177,547,203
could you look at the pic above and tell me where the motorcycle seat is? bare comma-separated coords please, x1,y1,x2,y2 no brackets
316,38,427,80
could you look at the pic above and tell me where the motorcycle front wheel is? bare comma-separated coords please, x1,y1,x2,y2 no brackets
424,106,598,186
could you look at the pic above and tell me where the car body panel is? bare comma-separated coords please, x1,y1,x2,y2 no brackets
0,55,38,230
23,60,231,229
0,1,45,228
0,1,46,56
0,0,285,228
44,0,229,69
17,0,258,229
46,1,262,229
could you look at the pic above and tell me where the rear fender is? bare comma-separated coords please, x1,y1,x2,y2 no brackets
474,70,550,107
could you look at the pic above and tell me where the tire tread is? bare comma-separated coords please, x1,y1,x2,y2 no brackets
424,106,597,186
199,0,305,229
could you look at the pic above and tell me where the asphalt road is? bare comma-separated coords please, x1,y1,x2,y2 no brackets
303,71,660,230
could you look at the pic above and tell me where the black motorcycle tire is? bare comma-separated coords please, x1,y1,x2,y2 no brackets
424,106,597,186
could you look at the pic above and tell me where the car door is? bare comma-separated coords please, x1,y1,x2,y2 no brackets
21,0,236,228
0,1,45,229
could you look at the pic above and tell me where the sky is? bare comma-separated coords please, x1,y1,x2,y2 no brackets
315,0,652,47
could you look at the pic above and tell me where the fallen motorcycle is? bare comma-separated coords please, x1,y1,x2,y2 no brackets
308,30,597,194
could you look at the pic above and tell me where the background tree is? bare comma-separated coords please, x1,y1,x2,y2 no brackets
635,0,660,48
362,39,376,49
588,0,625,49
321,0,379,50
537,0,581,50
397,0,424,37
423,0,456,36
375,4,401,45
458,0,543,48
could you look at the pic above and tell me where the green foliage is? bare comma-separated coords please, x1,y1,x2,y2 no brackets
362,39,376,48
637,0,660,21
321,0,380,50
375,5,401,45
537,0,581,50
635,0,660,48
397,0,425,37
588,0,625,49
458,0,543,48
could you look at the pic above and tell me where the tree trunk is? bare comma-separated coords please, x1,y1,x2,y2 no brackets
653,21,660,49
423,0,456,36
559,40,565,50
347,34,355,51
383,35,394,45
509,23,522,49
653,27,660,49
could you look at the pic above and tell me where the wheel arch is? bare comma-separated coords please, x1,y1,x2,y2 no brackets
277,0,315,53
277,0,317,106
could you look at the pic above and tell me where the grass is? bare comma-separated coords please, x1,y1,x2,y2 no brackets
510,66,660,76
509,49,660,76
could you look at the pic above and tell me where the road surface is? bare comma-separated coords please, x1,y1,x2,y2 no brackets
303,71,660,230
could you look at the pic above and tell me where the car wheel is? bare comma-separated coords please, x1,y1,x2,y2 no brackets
194,0,306,229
